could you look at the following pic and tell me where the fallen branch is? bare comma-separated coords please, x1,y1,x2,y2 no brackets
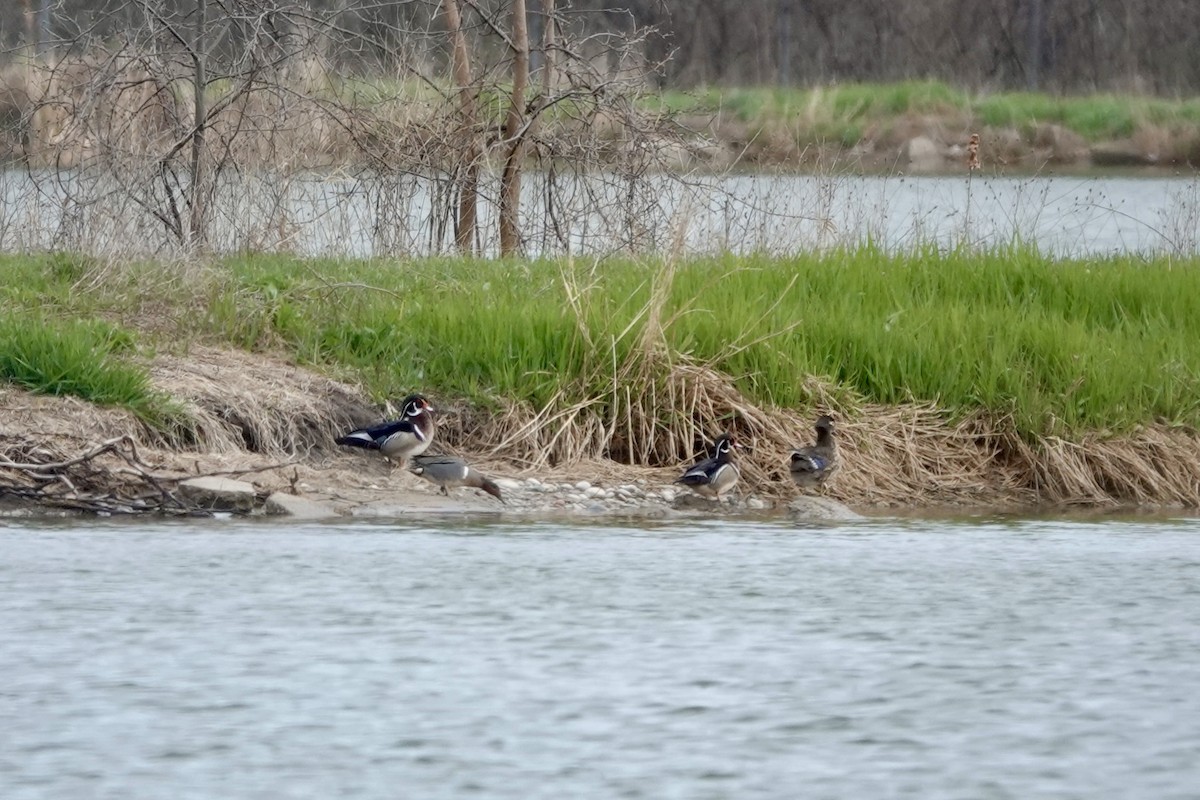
2,435,221,515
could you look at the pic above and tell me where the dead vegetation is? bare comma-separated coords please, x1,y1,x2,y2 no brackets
2,1,679,259
149,347,378,456
0,435,194,515
0,346,378,515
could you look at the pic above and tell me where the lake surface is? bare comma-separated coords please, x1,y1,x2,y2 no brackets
3,514,1199,799
3,169,1198,257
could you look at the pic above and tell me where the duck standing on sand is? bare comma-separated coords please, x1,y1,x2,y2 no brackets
335,393,435,466
408,454,504,503
675,433,742,500
789,415,837,489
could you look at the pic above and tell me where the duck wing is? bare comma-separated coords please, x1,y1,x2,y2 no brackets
676,455,719,486
336,418,423,450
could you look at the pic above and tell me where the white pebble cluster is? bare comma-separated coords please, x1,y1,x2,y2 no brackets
480,476,768,514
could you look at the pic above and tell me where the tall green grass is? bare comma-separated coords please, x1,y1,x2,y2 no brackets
0,313,181,429
201,250,1200,439
6,249,1200,439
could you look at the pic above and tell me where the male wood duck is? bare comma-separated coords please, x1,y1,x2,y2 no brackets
409,454,504,503
675,433,742,499
789,415,837,489
335,393,435,466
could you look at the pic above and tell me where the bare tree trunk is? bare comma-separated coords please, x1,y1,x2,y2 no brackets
444,0,478,254
189,0,208,249
499,0,529,258
541,0,556,97
777,0,793,85
1027,0,1044,90
22,0,35,56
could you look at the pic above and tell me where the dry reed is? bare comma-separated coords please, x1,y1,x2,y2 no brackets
149,346,378,457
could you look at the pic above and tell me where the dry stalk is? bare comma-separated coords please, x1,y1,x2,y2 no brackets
0,435,187,514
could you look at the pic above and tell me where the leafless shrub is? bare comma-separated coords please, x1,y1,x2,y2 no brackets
1,0,702,260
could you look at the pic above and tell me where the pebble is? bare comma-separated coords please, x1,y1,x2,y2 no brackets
429,473,806,517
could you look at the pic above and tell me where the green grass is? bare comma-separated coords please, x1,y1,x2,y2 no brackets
645,81,1200,145
975,93,1139,140
6,249,1200,440
196,249,1200,438
650,81,968,121
976,92,1200,141
0,313,182,429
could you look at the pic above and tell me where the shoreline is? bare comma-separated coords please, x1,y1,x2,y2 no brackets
669,118,1192,175
4,346,1199,521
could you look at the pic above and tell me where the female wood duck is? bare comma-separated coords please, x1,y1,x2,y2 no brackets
335,393,435,466
789,415,837,489
675,433,742,499
409,454,504,503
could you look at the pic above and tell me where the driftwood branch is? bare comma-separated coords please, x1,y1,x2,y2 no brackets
0,435,292,516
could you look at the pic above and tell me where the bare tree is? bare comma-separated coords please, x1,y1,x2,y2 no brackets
498,0,529,257
443,0,479,254
3,0,685,259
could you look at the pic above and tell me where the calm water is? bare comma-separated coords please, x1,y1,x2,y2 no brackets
2,514,1200,799
4,169,1199,257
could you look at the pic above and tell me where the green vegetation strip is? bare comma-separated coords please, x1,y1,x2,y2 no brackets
210,250,1200,438
647,80,1200,143
0,312,180,429
4,249,1200,439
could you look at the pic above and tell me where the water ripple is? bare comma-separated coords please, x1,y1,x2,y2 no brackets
2,517,1200,799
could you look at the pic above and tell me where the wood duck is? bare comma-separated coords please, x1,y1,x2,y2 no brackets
408,454,504,503
789,415,837,489
335,393,435,466
675,433,741,499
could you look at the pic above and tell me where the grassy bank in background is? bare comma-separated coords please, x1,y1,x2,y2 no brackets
649,80,1200,154
8,64,1200,172
3,249,1200,442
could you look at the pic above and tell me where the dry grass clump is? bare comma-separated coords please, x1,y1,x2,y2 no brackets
435,353,1200,508
149,346,377,457
0,387,151,448
1,346,377,460
828,405,1033,507
433,349,1026,505
1008,426,1200,507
